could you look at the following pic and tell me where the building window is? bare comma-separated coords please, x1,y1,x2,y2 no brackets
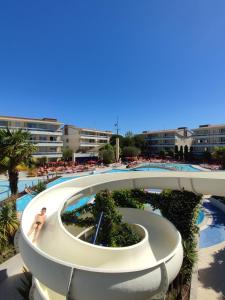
64,126,68,135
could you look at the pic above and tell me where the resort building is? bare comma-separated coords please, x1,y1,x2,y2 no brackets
192,124,225,155
0,115,63,161
63,125,112,160
142,127,192,154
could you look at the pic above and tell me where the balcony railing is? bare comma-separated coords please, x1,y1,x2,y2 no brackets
33,152,63,155
80,134,110,139
31,140,63,144
0,125,62,133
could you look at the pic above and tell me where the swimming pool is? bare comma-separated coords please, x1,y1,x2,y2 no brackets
134,163,201,172
0,178,39,202
16,177,80,211
197,210,204,225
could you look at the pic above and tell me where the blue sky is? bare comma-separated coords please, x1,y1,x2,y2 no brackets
0,1,225,134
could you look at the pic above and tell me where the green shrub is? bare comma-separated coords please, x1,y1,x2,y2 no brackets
34,181,46,194
149,189,201,284
112,189,145,209
62,190,142,247
122,146,140,158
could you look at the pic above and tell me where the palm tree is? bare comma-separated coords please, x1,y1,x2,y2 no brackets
0,203,19,241
0,128,37,194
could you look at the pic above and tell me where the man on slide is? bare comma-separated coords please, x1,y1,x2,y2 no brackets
28,207,47,243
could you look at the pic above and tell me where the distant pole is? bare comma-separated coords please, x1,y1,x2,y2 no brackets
115,117,120,162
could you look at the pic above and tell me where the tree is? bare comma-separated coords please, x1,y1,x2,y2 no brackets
123,131,135,147
159,150,166,158
110,135,124,148
179,146,184,160
203,150,211,163
174,145,179,160
122,146,140,158
184,145,189,161
62,147,73,161
0,129,37,194
166,149,174,158
0,203,19,244
188,146,194,161
133,134,148,155
99,144,115,164
212,147,225,169
125,131,134,138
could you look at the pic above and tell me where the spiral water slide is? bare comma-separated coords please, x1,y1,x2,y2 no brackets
19,171,225,300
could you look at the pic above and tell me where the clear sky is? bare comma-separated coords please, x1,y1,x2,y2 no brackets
1,1,225,134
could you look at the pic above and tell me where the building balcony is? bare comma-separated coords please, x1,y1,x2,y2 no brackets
192,143,225,147
33,152,63,158
80,134,110,140
148,144,174,147
192,133,225,138
80,142,101,147
145,136,175,140
0,125,62,134
31,141,63,147
30,130,62,136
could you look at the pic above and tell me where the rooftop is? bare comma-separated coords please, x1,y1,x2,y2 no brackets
0,115,63,125
65,124,112,134
192,124,225,131
142,128,184,134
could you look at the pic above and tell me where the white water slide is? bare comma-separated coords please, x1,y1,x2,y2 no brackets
19,171,225,300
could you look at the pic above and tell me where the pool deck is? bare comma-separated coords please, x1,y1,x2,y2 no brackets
0,254,24,300
198,241,225,300
197,197,225,299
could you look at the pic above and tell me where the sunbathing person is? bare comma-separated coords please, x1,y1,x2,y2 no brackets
28,207,47,243
25,186,36,195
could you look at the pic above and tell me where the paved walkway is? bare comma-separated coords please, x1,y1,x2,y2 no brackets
197,197,225,300
198,242,225,300
0,254,24,300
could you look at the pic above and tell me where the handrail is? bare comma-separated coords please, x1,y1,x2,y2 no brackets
93,211,104,245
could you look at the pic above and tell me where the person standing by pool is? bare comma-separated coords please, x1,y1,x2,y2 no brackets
28,207,47,243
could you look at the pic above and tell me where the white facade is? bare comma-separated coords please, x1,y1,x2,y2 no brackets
0,116,63,161
63,125,112,157
142,127,192,154
192,124,225,154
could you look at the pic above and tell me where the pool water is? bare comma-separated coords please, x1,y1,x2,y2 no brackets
134,163,200,172
132,167,170,172
0,178,39,202
197,210,204,225
16,177,79,211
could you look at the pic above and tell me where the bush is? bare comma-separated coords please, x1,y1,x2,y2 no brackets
62,190,142,247
112,189,145,209
100,148,115,164
159,150,166,158
0,243,16,264
149,189,201,284
34,181,46,194
122,146,140,158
